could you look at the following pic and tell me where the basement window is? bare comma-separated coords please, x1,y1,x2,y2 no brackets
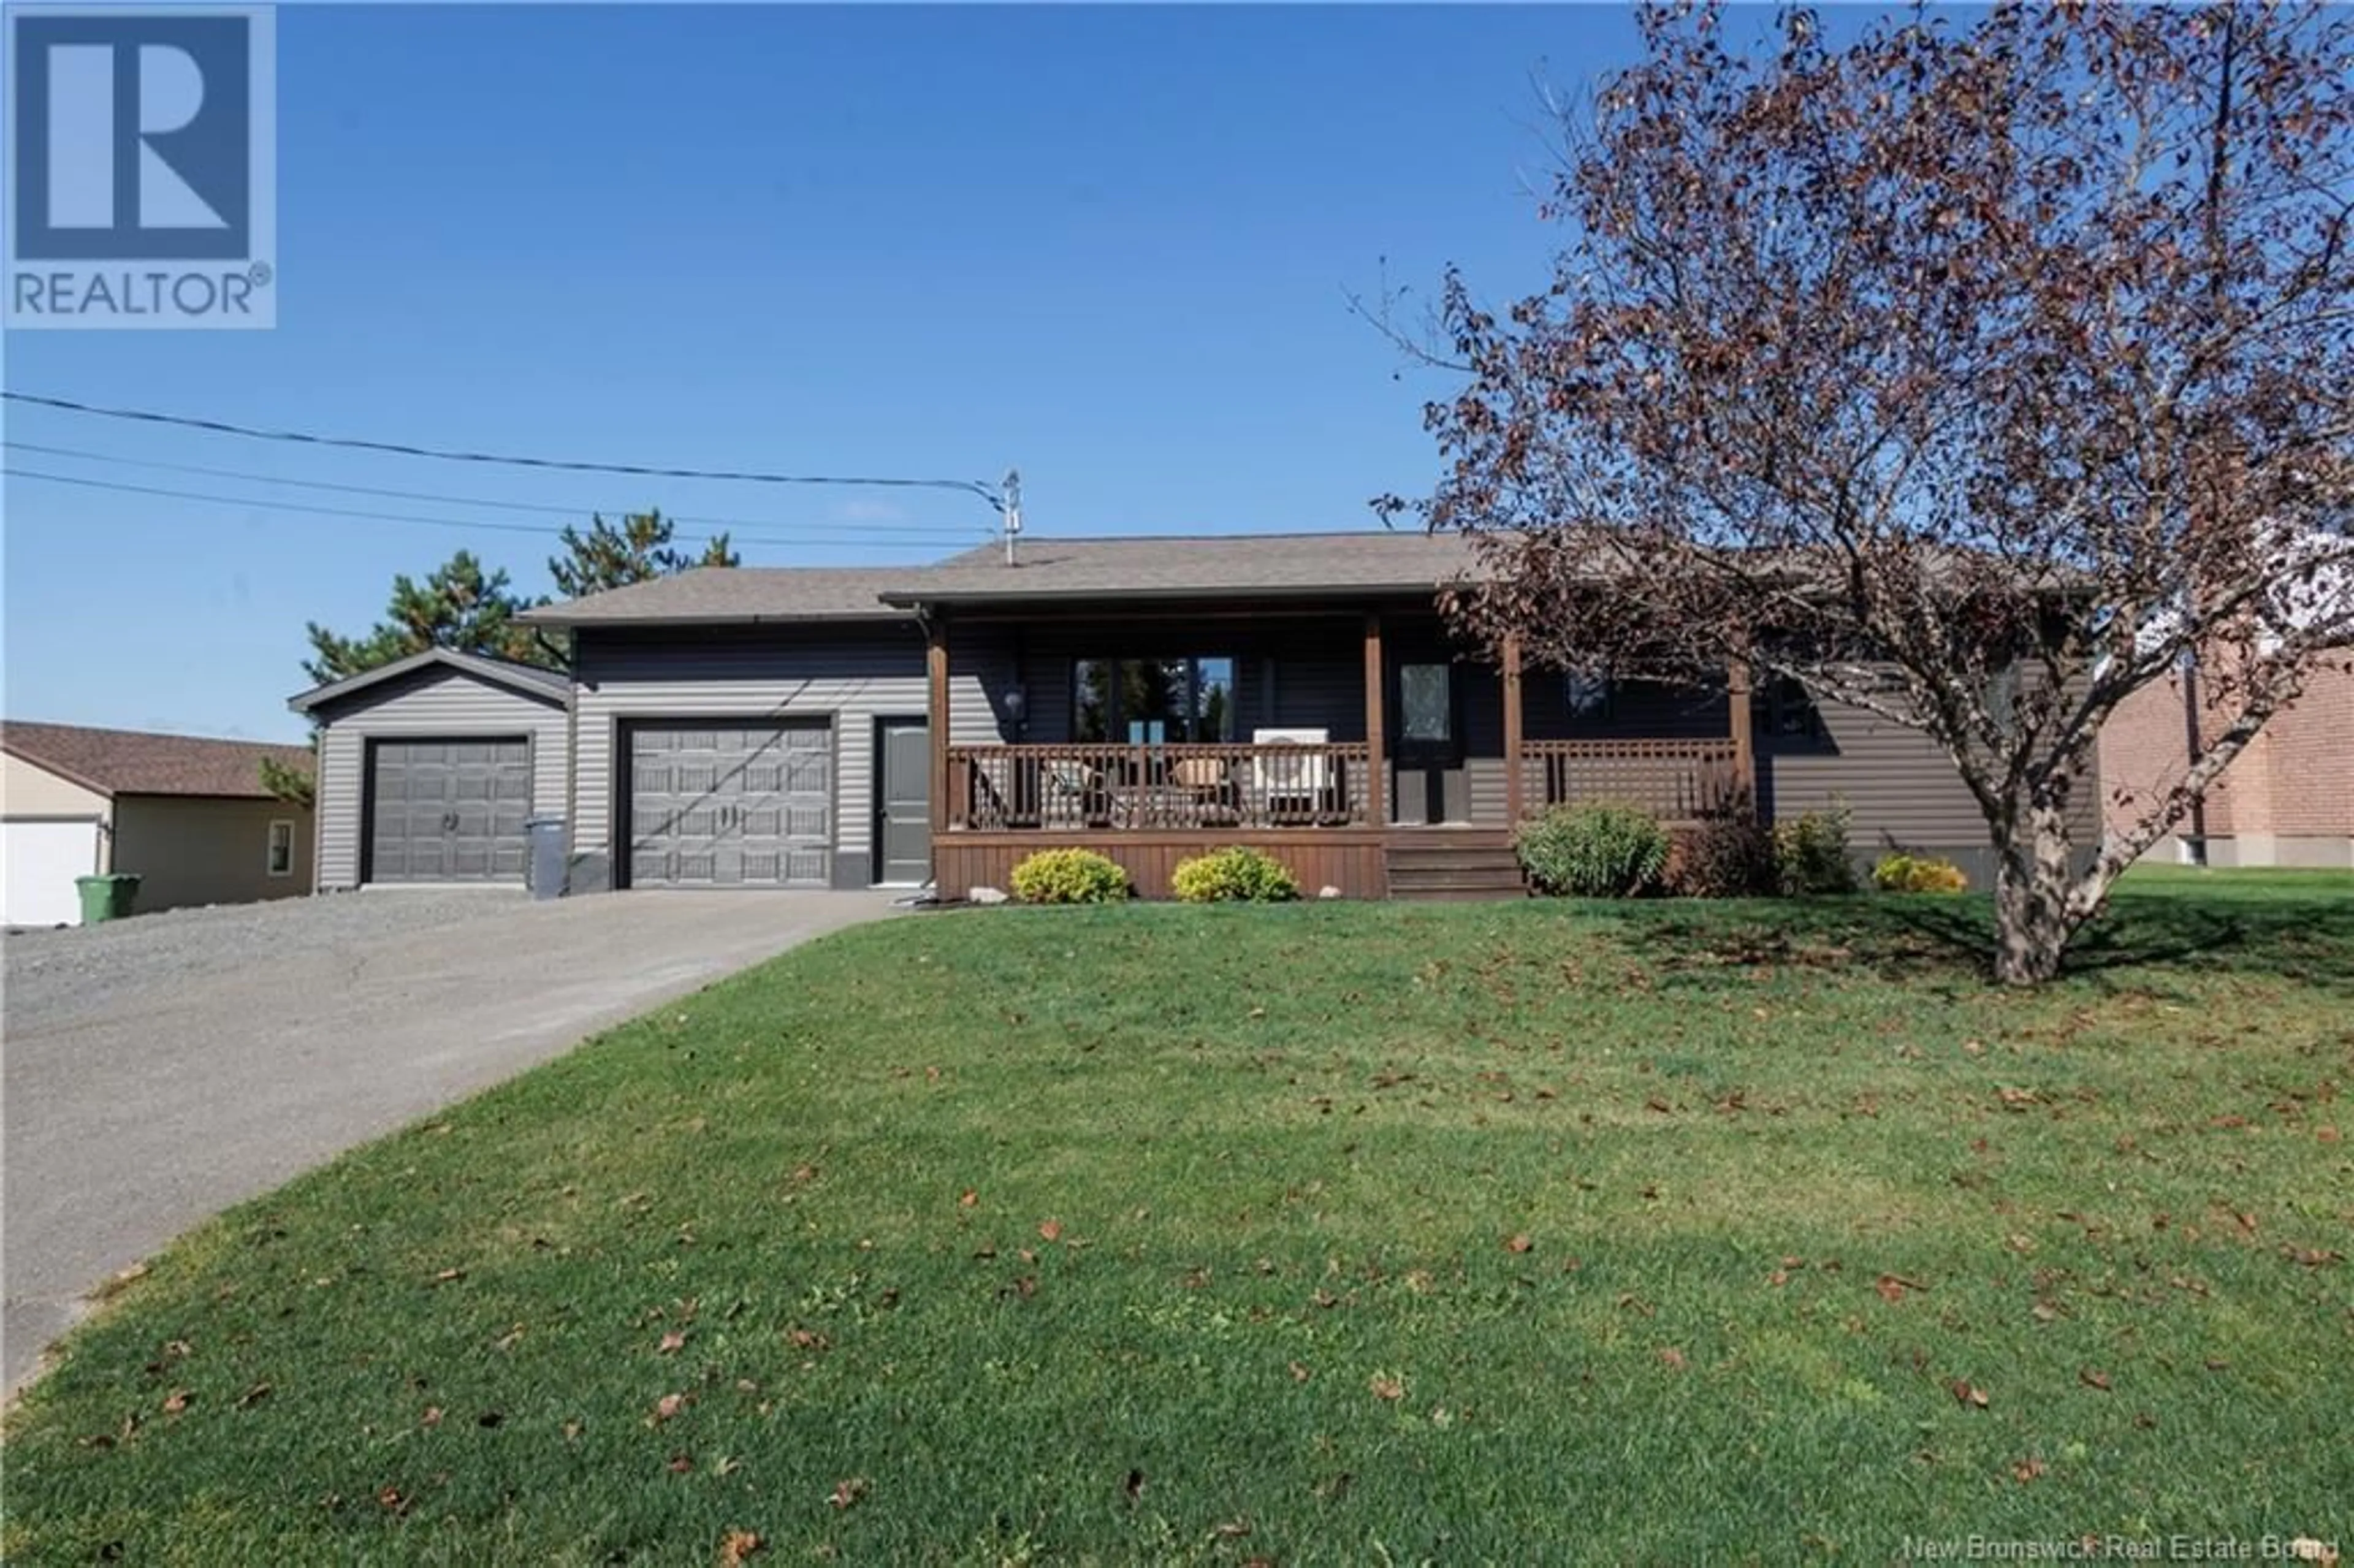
267,820,295,877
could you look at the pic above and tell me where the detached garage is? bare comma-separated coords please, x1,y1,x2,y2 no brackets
291,650,568,891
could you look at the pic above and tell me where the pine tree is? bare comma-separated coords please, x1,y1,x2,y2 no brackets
302,550,543,684
547,509,737,599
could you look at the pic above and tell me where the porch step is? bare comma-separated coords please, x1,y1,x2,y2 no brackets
1385,842,1529,901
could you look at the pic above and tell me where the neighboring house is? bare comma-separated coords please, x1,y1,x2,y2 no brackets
0,721,316,926
2100,657,2354,869
293,533,2045,899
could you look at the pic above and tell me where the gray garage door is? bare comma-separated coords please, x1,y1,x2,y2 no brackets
628,723,832,888
368,739,532,883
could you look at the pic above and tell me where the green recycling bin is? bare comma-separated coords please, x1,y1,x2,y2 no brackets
75,873,140,924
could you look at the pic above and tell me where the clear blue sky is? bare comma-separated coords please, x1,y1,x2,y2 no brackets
3,4,1661,741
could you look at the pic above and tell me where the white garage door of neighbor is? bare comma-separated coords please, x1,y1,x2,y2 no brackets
1,820,101,927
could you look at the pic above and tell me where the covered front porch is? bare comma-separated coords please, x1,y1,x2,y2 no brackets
918,601,1755,899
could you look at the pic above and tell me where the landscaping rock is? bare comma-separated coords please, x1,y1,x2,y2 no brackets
970,886,1010,906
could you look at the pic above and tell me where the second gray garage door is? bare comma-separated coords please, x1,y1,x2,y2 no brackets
368,739,532,883
628,723,833,888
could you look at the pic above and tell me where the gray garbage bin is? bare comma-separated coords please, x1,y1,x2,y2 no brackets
525,816,569,900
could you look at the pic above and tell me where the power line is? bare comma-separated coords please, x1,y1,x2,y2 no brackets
1,390,1008,511
1,468,985,550
1,440,985,538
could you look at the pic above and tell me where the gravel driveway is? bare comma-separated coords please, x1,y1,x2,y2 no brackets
2,888,897,1396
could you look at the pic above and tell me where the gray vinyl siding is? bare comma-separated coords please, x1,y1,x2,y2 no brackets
309,668,567,890
572,622,1013,886
1760,687,2098,887
1010,620,1363,744
1523,674,1731,741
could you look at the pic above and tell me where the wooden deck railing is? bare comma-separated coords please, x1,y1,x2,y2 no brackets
1518,739,1741,823
949,742,1374,832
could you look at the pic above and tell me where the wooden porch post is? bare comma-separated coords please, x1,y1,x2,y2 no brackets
1363,614,1386,828
928,612,951,834
1727,655,1754,804
1502,631,1525,824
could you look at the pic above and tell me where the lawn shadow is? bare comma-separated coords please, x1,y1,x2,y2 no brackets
1572,886,2354,997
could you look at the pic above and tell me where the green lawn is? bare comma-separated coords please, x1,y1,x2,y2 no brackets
6,880,2351,1564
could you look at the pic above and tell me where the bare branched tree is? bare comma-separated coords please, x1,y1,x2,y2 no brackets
1379,2,2353,983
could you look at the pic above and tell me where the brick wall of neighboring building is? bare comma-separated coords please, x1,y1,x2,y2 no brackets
2099,656,2354,866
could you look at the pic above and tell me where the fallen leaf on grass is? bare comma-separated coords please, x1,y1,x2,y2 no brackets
668,1453,694,1475
235,1383,272,1410
495,1325,525,1352
1289,1361,1311,1383
1504,1233,1534,1255
959,1189,979,1208
1038,1219,1063,1243
1212,1517,1252,1539
429,1268,465,1286
1875,1274,1926,1304
2011,1456,2046,1483
717,1529,764,1565
1368,1375,1404,1401
377,1486,407,1515
1657,1347,1688,1371
2079,1368,2112,1392
658,1332,687,1355
1997,1087,2038,1111
421,1407,443,1427
650,1393,688,1425
1950,1380,1989,1409
827,1477,867,1510
160,1390,192,1415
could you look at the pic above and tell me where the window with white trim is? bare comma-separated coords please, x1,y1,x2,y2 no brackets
267,819,295,877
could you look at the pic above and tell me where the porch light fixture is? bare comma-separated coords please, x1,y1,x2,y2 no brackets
1003,683,1029,733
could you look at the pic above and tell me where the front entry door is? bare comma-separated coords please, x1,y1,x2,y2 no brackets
874,717,931,886
1392,660,1463,824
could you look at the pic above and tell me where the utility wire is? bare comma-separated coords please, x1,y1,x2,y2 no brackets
1,468,986,549
2,390,1008,511
1,440,983,538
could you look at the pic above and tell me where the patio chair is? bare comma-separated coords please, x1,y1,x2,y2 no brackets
1251,728,1331,824
1171,755,1240,827
1043,758,1111,828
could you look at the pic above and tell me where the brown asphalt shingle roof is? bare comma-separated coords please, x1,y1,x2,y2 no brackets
1,721,310,800
522,533,1488,625
518,567,932,625
894,533,1488,603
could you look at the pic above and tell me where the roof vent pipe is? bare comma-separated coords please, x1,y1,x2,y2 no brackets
1002,468,1022,567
